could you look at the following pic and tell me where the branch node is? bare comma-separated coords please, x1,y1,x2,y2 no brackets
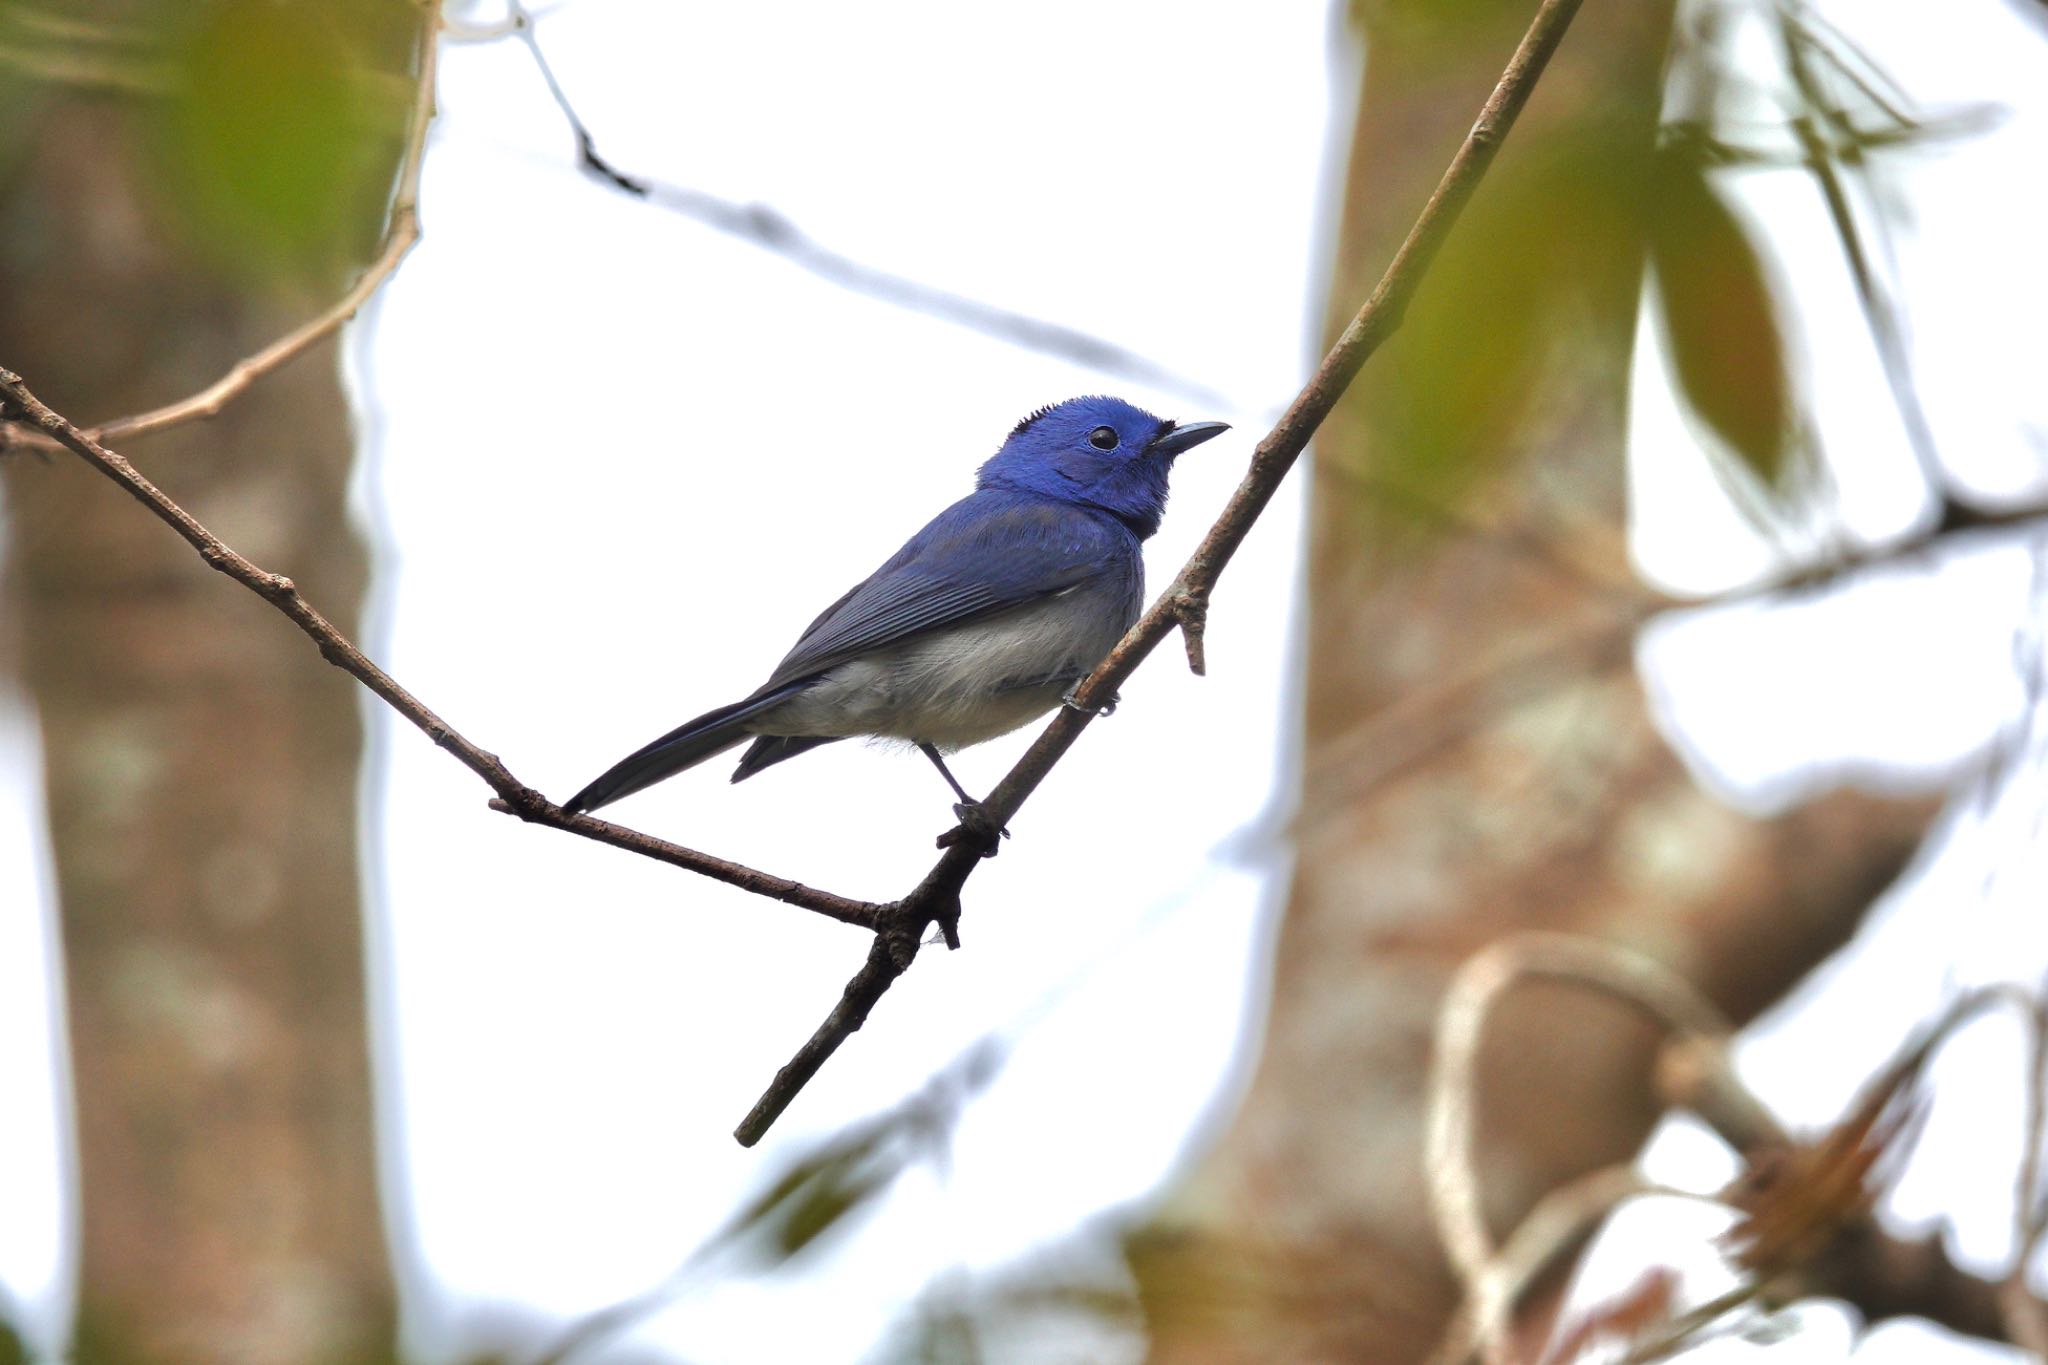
577,132,650,197
743,202,796,245
509,785,548,815
934,808,1003,858
487,790,548,821
885,920,927,966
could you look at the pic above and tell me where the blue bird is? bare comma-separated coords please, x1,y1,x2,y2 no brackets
564,396,1228,818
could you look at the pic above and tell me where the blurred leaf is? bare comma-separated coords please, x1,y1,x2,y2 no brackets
1346,0,1544,68
773,1163,893,1260
715,1125,897,1269
905,1308,985,1365
1647,150,1796,491
151,0,408,287
0,3,172,97
1353,115,1652,518
1720,1031,1929,1276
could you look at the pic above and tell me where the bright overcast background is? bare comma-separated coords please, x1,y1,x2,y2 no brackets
4,0,1331,1360
5,0,2048,1361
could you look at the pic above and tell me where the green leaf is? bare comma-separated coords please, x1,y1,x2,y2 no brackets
712,1124,897,1269
151,0,407,287
1344,117,1652,522
1647,151,1796,491
770,1164,892,1261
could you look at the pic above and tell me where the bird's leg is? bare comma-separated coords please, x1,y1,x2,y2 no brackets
917,742,975,805
920,742,1008,853
1062,685,1119,717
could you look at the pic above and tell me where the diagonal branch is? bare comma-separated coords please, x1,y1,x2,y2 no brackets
0,368,881,932
731,0,1594,1146
503,0,649,198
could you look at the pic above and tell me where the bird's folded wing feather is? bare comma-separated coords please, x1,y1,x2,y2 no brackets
758,492,1136,692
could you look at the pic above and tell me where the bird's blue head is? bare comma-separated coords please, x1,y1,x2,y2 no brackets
976,396,1229,539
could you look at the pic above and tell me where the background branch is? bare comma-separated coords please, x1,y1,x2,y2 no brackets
501,1,1235,411
2001,993,2048,1355
1426,934,1733,1291
1427,1163,1669,1365
1425,936,2048,1359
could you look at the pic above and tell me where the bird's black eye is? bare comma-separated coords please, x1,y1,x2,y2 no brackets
1088,426,1119,451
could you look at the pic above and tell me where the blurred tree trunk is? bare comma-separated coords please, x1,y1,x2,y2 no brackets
0,12,410,1361
1129,1,1934,1359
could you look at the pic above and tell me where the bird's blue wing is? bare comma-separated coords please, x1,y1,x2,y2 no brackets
759,490,1139,692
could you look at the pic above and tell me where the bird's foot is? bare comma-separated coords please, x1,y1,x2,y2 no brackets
937,801,1008,857
1062,686,1119,717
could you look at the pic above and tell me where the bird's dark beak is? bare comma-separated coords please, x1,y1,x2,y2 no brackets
1149,420,1230,458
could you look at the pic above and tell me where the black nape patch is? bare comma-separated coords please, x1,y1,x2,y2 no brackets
1010,403,1059,437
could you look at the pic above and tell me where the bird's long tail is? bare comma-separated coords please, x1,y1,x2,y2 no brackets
565,687,801,814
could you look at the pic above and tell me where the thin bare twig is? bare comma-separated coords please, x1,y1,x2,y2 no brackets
1427,1163,1668,1365
1425,934,1735,1291
1613,1280,1772,1365
1,2,442,456
730,0,1595,1146
502,2,1234,411
0,369,883,932
1777,4,1946,498
504,1,647,196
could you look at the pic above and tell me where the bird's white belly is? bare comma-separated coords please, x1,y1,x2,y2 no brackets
760,590,1129,748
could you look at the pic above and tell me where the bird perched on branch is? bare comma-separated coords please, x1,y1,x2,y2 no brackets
564,395,1227,824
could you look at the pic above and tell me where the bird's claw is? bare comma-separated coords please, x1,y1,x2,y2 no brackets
937,801,1008,857
1062,686,1119,717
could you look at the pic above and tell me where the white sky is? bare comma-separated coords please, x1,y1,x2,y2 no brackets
4,0,2048,1361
